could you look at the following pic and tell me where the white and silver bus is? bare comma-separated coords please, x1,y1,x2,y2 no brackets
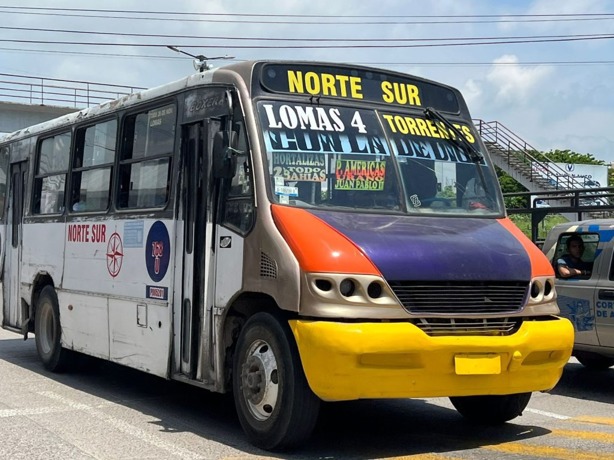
0,61,573,450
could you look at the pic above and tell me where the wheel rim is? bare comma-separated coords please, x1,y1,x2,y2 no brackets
38,302,56,356
240,338,279,421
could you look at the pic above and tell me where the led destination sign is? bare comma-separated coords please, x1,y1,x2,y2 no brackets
260,63,460,113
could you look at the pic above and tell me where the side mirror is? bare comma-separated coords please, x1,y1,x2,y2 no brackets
212,130,237,179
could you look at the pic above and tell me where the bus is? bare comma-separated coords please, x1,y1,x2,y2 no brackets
0,61,573,451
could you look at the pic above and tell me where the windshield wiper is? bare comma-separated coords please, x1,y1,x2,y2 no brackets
424,107,489,193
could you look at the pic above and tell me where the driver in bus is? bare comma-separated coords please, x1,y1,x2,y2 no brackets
462,177,490,210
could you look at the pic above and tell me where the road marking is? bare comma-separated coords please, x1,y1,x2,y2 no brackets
572,416,614,427
377,455,459,460
525,408,571,420
0,406,68,418
485,442,607,460
39,391,202,460
552,429,614,443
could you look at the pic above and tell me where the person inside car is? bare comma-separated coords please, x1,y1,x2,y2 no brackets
556,234,593,278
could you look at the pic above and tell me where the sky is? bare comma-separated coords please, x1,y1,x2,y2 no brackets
1,0,614,163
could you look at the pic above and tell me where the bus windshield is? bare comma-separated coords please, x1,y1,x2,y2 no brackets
258,100,504,215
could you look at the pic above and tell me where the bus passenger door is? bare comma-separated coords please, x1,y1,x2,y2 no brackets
175,121,211,379
3,161,27,331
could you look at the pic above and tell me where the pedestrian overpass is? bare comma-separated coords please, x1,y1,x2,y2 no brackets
0,72,143,138
0,101,78,137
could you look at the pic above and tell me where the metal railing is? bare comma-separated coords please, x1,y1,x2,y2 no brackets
504,187,614,242
0,72,146,108
473,119,588,191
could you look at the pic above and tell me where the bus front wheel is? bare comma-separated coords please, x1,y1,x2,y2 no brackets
449,392,532,424
34,285,70,372
232,312,320,451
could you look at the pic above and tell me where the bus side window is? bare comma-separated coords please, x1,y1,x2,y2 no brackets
33,132,70,215
220,122,254,234
71,119,117,213
0,146,7,221
118,104,176,210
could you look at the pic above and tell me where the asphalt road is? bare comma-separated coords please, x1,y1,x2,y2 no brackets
1,327,613,460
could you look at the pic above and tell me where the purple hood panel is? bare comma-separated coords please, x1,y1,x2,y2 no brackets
309,211,531,281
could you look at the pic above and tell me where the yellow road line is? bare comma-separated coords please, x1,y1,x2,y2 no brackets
223,454,461,460
572,416,614,427
383,455,459,460
485,442,609,460
552,429,614,443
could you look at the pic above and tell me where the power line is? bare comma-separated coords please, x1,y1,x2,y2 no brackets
2,26,613,44
0,7,613,25
1,35,613,49
1,5,613,18
0,46,185,60
1,47,613,67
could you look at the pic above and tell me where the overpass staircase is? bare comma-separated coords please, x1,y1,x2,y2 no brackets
472,119,612,223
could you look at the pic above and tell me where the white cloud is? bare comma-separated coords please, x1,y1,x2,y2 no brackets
485,55,553,105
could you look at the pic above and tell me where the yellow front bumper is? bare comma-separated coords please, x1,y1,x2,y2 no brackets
289,317,573,401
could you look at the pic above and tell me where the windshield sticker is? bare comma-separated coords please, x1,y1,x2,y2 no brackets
272,152,326,182
260,103,390,156
381,113,484,165
274,185,299,197
334,159,386,191
391,135,483,165
382,114,475,143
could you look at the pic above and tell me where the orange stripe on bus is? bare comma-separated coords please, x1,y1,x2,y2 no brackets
497,217,554,277
271,204,380,275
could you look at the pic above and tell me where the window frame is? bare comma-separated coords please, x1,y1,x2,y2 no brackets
69,117,118,214
32,131,71,216
219,115,255,235
116,102,177,211
554,232,599,280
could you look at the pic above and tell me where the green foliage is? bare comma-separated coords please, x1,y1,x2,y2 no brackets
533,149,604,165
496,165,529,208
509,213,569,241
439,185,456,198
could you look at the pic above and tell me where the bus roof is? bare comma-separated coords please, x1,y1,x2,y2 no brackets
1,60,464,144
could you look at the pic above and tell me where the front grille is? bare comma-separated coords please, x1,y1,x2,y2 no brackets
390,281,528,315
415,317,521,336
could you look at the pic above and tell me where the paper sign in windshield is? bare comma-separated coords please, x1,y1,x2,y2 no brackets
272,152,326,182
335,159,386,191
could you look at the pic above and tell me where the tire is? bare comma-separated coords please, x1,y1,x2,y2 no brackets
450,392,532,424
34,285,70,372
575,351,614,370
232,312,320,451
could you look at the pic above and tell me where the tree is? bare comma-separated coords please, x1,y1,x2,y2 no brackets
496,166,528,208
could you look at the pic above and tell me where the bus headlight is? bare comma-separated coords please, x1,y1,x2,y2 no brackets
305,273,400,309
524,276,559,315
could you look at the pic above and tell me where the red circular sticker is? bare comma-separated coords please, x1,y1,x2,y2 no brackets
106,232,124,278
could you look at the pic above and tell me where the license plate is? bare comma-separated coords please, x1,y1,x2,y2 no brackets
454,354,502,375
